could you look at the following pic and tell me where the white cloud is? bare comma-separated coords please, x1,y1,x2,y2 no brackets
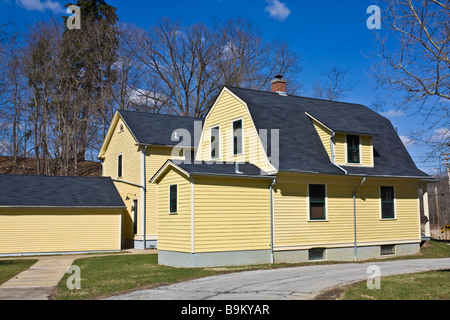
16,0,65,14
380,109,406,117
265,0,291,21
400,135,415,147
430,127,450,142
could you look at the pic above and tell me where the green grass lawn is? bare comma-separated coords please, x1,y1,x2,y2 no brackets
341,241,450,300
53,254,228,300
47,240,450,300
343,270,450,300
0,259,38,285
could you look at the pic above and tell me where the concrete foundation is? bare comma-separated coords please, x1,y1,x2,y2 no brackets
158,242,420,267
158,249,272,268
274,242,421,263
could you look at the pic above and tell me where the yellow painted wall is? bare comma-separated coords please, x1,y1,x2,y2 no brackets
335,133,373,167
334,133,346,164
102,116,185,243
196,89,276,174
146,146,184,240
156,167,192,252
113,181,140,241
273,173,420,249
312,121,332,158
193,177,271,253
102,117,140,241
0,208,122,254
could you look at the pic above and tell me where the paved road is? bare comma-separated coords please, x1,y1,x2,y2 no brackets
106,258,450,300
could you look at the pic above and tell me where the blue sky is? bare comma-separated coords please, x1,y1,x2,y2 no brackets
1,0,442,174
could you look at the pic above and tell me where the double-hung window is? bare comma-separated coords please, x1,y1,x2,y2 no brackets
210,126,220,159
117,154,123,178
169,184,178,214
381,186,395,219
232,119,243,155
309,184,326,220
347,135,360,164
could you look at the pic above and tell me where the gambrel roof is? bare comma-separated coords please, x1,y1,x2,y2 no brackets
226,86,429,178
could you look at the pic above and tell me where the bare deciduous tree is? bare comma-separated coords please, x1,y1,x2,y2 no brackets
312,66,355,101
371,0,449,154
127,17,302,117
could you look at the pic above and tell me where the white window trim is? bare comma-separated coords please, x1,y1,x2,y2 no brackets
307,184,328,222
379,186,397,220
117,153,123,178
231,117,244,157
210,125,220,160
169,184,178,215
118,122,124,133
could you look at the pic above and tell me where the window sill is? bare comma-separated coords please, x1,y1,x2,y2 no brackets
308,219,328,222
169,212,178,215
380,218,397,221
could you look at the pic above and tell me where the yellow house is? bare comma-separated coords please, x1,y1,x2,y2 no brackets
149,77,433,267
97,110,202,249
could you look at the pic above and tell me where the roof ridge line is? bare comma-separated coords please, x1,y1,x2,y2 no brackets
226,86,368,107
118,109,202,120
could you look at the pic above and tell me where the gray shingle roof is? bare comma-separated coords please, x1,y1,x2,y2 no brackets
177,161,273,179
226,86,429,178
118,110,203,147
0,175,125,207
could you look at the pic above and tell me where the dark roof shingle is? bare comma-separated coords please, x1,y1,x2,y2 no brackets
119,110,203,147
0,175,125,207
226,86,429,178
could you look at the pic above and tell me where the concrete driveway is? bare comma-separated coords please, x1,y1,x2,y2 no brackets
106,258,450,300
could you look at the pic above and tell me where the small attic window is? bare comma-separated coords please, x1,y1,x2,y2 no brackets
118,123,124,132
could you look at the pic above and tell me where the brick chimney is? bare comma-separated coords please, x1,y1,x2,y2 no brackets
271,75,287,95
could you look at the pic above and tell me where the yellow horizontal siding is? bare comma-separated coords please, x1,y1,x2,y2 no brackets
146,146,184,238
312,121,332,159
360,135,373,166
196,89,275,173
113,182,139,240
335,133,373,167
103,118,140,185
157,168,191,252
0,208,121,254
194,177,271,253
274,176,420,248
334,133,347,164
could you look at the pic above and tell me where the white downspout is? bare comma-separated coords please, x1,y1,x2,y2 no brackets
352,177,366,261
141,145,148,250
270,178,276,264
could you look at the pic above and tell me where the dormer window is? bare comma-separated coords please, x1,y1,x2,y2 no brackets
232,119,243,155
347,135,360,164
210,126,220,159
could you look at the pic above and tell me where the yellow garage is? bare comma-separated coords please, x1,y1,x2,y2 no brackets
0,175,125,256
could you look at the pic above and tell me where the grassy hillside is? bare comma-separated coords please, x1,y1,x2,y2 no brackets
0,156,101,177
